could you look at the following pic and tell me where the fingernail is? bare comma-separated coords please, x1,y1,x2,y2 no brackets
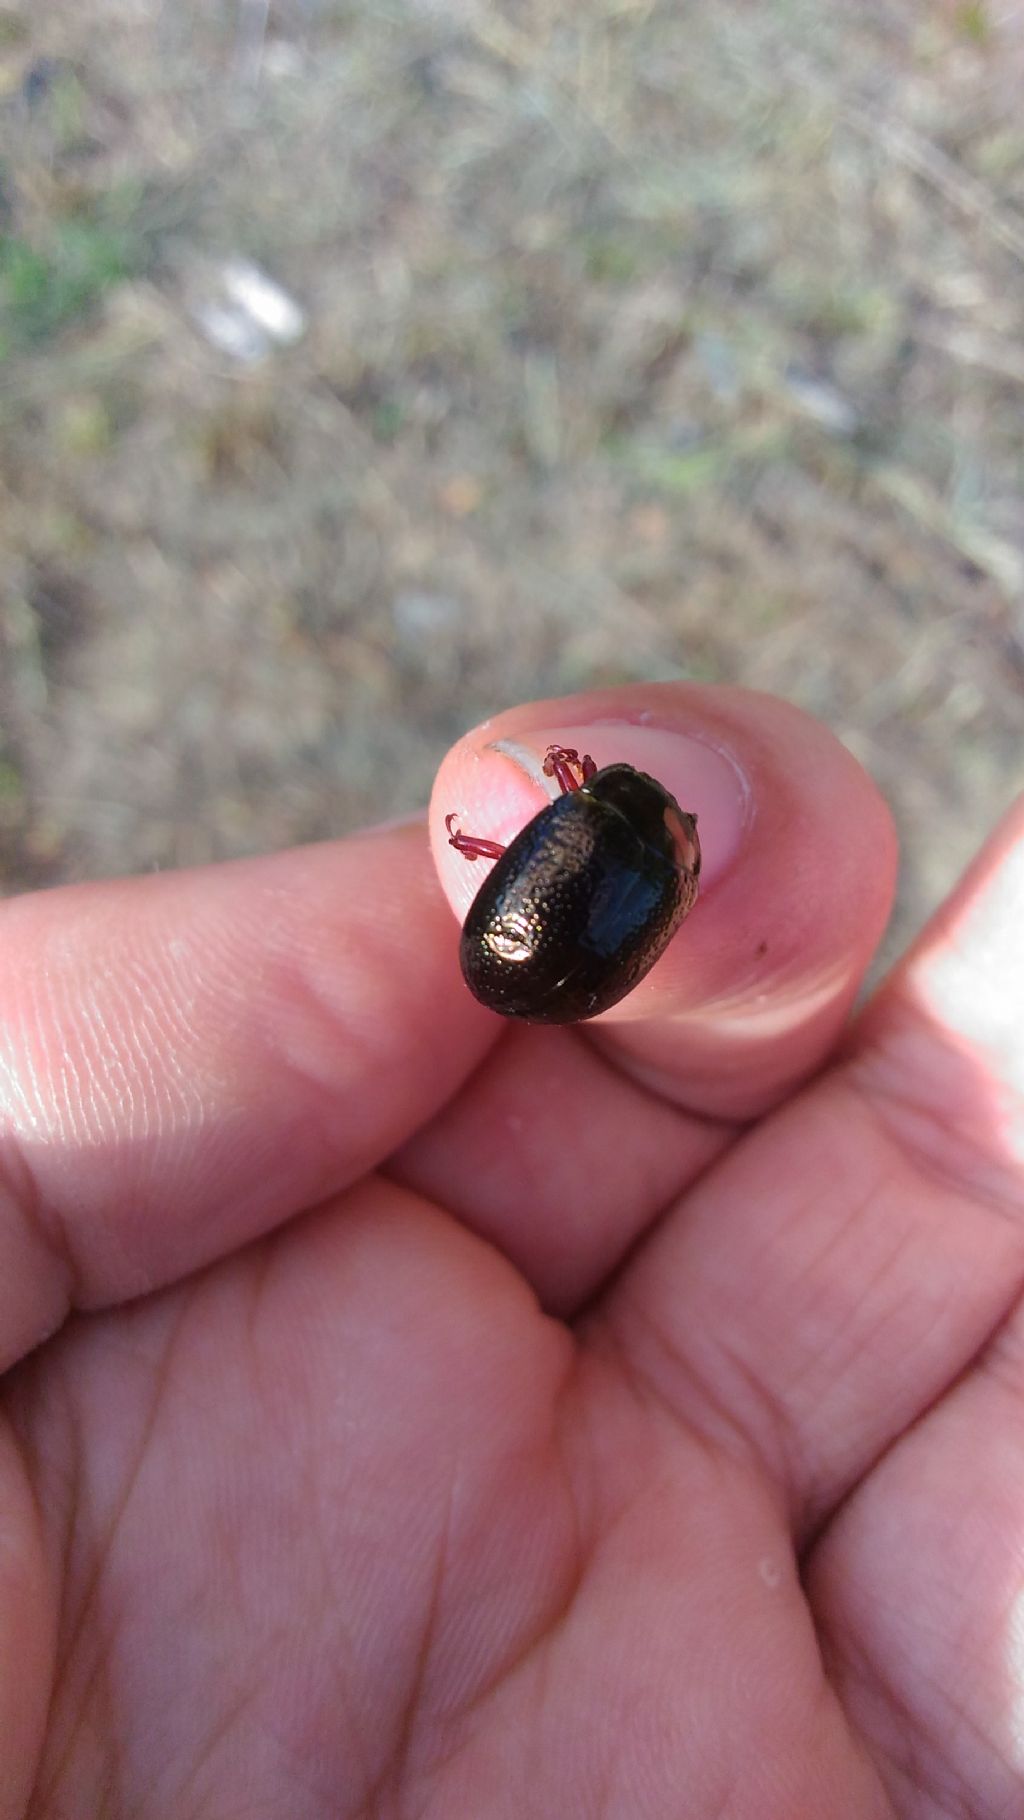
489,721,752,889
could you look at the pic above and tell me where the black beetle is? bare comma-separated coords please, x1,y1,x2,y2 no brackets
447,744,700,1024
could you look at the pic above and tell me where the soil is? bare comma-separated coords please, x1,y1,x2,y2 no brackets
2,0,1022,967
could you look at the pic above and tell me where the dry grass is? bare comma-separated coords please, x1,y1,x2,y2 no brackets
1,0,1022,957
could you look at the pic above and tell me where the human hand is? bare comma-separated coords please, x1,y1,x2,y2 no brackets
1,685,1021,1819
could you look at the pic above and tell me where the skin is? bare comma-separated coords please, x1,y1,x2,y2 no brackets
0,682,1022,1818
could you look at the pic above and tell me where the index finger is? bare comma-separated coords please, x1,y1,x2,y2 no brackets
0,827,495,1370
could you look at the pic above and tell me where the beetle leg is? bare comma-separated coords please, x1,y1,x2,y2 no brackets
542,744,597,794
445,812,506,862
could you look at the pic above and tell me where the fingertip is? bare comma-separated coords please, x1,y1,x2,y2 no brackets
431,711,753,917
851,790,1024,1190
429,685,898,1113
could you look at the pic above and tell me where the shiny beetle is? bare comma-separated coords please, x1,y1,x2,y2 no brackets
446,744,700,1023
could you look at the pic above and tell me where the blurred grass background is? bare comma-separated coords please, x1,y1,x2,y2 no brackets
1,0,1022,962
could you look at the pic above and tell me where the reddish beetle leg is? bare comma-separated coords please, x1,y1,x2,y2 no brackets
445,813,506,863
447,744,597,865
542,744,597,795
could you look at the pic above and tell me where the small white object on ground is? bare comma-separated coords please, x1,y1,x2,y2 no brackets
191,259,307,363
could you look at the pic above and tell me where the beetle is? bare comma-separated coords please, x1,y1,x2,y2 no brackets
446,743,701,1023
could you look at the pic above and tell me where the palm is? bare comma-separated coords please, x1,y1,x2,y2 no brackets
1,689,1021,1820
